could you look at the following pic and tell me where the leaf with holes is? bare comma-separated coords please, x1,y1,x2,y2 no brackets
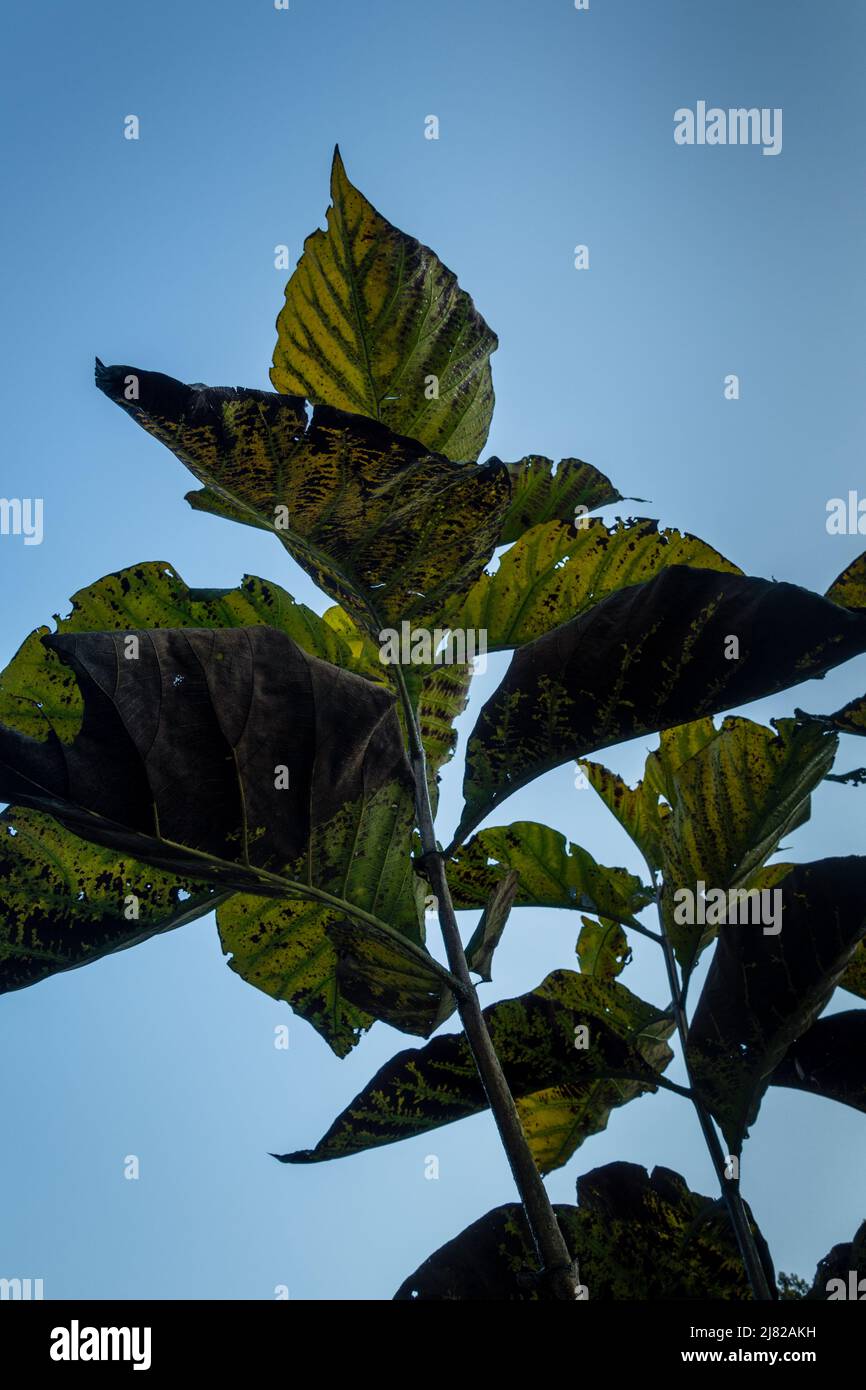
0,808,225,994
0,626,428,1054
453,518,739,651
446,822,652,925
458,567,866,839
274,970,671,1166
95,363,510,632
495,456,624,544
394,1163,768,1300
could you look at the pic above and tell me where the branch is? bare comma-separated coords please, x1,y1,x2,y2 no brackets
393,662,583,1301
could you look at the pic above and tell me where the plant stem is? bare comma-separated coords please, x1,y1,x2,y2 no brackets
650,875,773,1302
393,664,582,1301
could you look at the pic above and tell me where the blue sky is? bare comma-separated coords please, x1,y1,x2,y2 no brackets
1,0,865,1298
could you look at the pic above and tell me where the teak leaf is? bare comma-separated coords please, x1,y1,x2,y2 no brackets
576,916,632,980
0,807,225,994
446,821,652,925
274,970,671,1166
453,518,739,651
771,1010,866,1115
393,1163,767,1300
95,363,510,631
0,627,427,1054
459,566,866,837
496,456,623,544
656,717,837,974
271,148,497,463
0,561,376,747
825,547,866,609
688,857,866,1152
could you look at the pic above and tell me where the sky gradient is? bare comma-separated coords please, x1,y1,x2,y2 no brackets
1,0,865,1299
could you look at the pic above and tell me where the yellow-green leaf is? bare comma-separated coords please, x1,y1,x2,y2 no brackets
271,148,497,462
452,518,740,650
96,364,509,632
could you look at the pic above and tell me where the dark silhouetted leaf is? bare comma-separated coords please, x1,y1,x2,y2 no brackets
458,566,866,838
271,148,497,463
688,858,866,1152
771,1010,866,1114
275,971,671,1166
0,626,428,1054
95,363,510,631
0,561,376,747
805,1220,866,1300
394,1162,767,1300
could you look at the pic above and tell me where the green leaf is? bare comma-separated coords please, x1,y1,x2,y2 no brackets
274,970,671,1165
446,822,652,924
0,808,225,994
271,147,497,463
496,456,623,544
576,916,631,979
458,566,866,838
656,717,837,973
580,759,667,868
826,547,866,608
0,561,377,746
771,1011,866,1115
463,870,519,982
0,626,428,1055
393,1163,768,1300
515,988,672,1174
95,364,510,632
688,857,866,1152
453,518,739,651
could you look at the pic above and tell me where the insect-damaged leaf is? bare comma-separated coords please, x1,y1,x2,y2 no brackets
458,566,866,837
393,1163,769,1300
0,561,376,747
95,363,510,632
271,147,497,464
655,717,837,975
0,627,426,1055
687,857,866,1153
0,808,227,993
771,1010,866,1116
825,547,866,609
576,916,631,980
452,518,739,650
495,457,623,545
447,821,652,926
273,970,671,1167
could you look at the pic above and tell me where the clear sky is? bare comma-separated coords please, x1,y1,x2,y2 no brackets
1,0,865,1299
